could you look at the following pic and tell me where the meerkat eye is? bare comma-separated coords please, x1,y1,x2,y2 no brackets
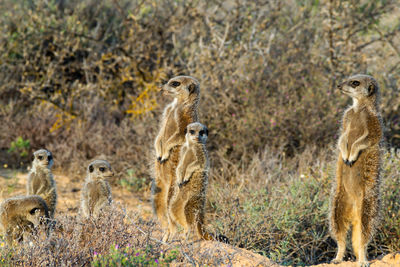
351,81,360,87
189,130,195,135
99,167,105,172
29,208,39,215
170,81,181,87
38,156,43,160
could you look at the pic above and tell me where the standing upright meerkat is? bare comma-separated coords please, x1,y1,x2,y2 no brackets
167,122,211,241
80,160,113,219
27,149,57,218
330,74,383,267
152,76,200,233
0,195,50,245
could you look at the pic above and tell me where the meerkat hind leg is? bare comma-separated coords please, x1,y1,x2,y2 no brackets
152,178,170,229
331,195,351,263
352,215,369,267
184,196,206,240
169,195,190,237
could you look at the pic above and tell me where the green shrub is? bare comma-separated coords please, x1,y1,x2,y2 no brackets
7,136,30,157
91,244,178,267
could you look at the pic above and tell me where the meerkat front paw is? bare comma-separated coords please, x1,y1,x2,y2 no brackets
159,149,171,164
346,152,360,167
178,179,189,188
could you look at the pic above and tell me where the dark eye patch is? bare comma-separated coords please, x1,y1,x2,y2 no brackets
170,81,181,87
189,130,195,135
350,80,360,87
29,208,39,215
99,167,105,172
38,156,43,160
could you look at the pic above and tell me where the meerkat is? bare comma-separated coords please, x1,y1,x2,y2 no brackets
330,74,383,267
165,122,211,241
81,160,113,219
27,149,57,218
0,195,50,245
152,76,200,234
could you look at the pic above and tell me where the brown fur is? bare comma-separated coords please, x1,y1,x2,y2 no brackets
166,122,211,241
330,74,382,267
27,149,57,218
0,195,50,246
152,76,200,235
81,160,113,219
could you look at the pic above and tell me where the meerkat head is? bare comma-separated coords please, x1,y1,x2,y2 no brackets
161,76,200,102
32,149,53,170
337,74,379,103
185,122,208,144
87,159,114,180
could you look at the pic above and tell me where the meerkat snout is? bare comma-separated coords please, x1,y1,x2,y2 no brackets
32,149,54,169
185,122,208,144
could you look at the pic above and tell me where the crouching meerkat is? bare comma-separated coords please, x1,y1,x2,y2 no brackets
166,122,211,241
81,160,113,219
27,149,57,218
330,74,383,267
152,76,200,232
0,195,50,245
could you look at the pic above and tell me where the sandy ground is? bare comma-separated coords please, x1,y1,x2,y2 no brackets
0,169,398,267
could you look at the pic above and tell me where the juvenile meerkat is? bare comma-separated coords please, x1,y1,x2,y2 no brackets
27,149,57,218
152,76,200,232
330,74,383,267
0,195,50,245
166,122,211,241
81,160,113,219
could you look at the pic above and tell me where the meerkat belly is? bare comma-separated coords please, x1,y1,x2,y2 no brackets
346,123,364,147
87,183,103,201
342,153,367,202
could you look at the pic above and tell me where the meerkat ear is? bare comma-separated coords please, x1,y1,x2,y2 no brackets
188,83,197,94
184,127,188,135
89,165,94,173
205,127,209,136
368,84,375,96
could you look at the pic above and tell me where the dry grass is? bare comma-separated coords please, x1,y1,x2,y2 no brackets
0,0,400,265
